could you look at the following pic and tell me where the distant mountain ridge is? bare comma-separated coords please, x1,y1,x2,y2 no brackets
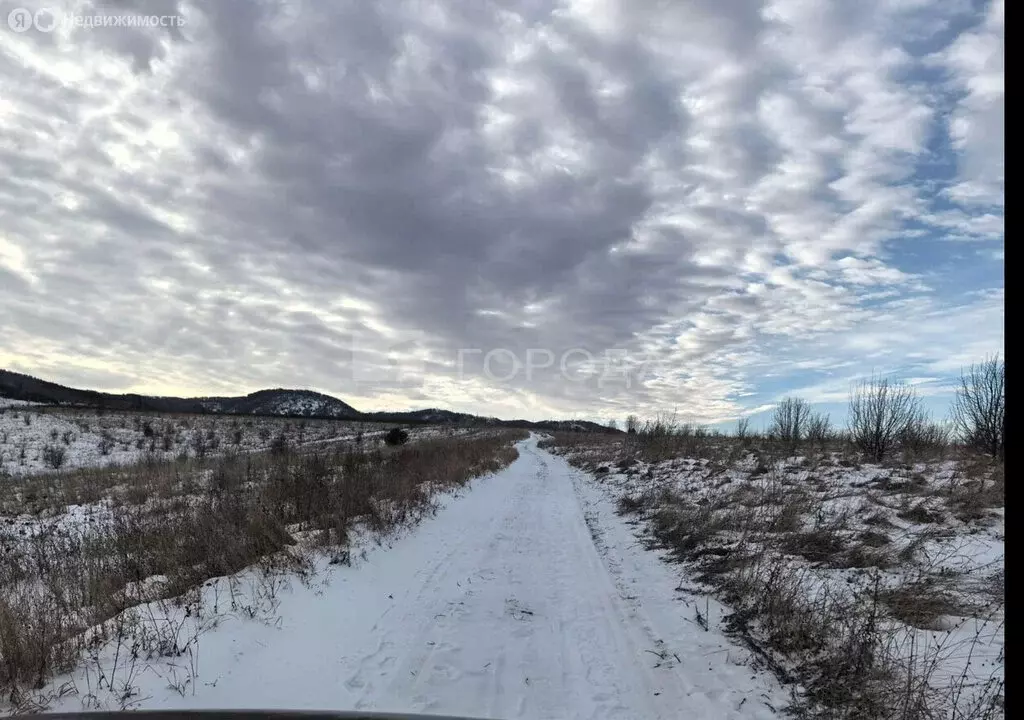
0,369,616,432
0,369,359,419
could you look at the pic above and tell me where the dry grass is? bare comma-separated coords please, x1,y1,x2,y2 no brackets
944,463,1004,523
0,429,525,701
545,431,1004,720
880,580,967,630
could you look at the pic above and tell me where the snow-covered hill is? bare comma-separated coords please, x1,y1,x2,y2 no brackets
198,389,360,419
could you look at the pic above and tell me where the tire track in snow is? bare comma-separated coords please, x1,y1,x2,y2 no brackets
345,438,681,719
82,436,787,719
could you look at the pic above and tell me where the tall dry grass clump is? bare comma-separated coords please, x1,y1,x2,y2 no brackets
0,430,525,701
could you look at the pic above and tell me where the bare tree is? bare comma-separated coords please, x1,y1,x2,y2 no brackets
952,354,1004,459
625,414,640,435
848,377,921,462
606,418,619,432
735,417,751,442
643,411,679,438
769,397,811,448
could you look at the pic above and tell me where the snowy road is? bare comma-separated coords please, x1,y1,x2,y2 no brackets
48,436,786,719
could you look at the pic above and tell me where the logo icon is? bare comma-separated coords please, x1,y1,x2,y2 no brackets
7,7,58,32
7,7,32,31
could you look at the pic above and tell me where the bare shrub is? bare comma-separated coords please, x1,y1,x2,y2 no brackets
384,427,409,446
189,431,208,459
952,355,1004,460
0,593,78,694
270,432,290,455
769,397,811,449
41,444,66,470
899,412,950,461
805,412,832,452
97,432,115,456
849,377,922,462
735,417,751,442
625,414,640,434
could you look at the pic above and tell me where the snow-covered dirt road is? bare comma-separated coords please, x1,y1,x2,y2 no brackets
45,436,787,719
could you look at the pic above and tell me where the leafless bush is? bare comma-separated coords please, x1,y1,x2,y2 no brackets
97,432,115,456
270,432,290,455
41,444,67,470
805,412,832,451
899,412,950,462
384,428,410,446
735,417,751,442
0,592,79,695
770,397,812,449
849,377,922,462
952,355,1004,460
189,432,208,459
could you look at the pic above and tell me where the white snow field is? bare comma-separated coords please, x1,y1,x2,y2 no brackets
42,436,787,719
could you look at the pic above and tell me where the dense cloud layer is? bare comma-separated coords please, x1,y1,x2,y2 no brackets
0,0,1004,422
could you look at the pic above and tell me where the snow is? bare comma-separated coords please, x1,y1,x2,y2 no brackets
549,438,1004,715
36,436,787,719
0,398,43,408
0,406,465,477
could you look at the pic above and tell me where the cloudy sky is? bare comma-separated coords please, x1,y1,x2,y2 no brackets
0,0,1003,424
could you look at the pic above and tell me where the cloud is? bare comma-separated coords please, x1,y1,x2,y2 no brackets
938,0,1004,208
0,0,1004,422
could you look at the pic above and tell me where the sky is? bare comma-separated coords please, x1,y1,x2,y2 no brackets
0,0,1004,426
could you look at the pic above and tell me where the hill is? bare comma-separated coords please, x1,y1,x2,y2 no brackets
0,369,617,432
